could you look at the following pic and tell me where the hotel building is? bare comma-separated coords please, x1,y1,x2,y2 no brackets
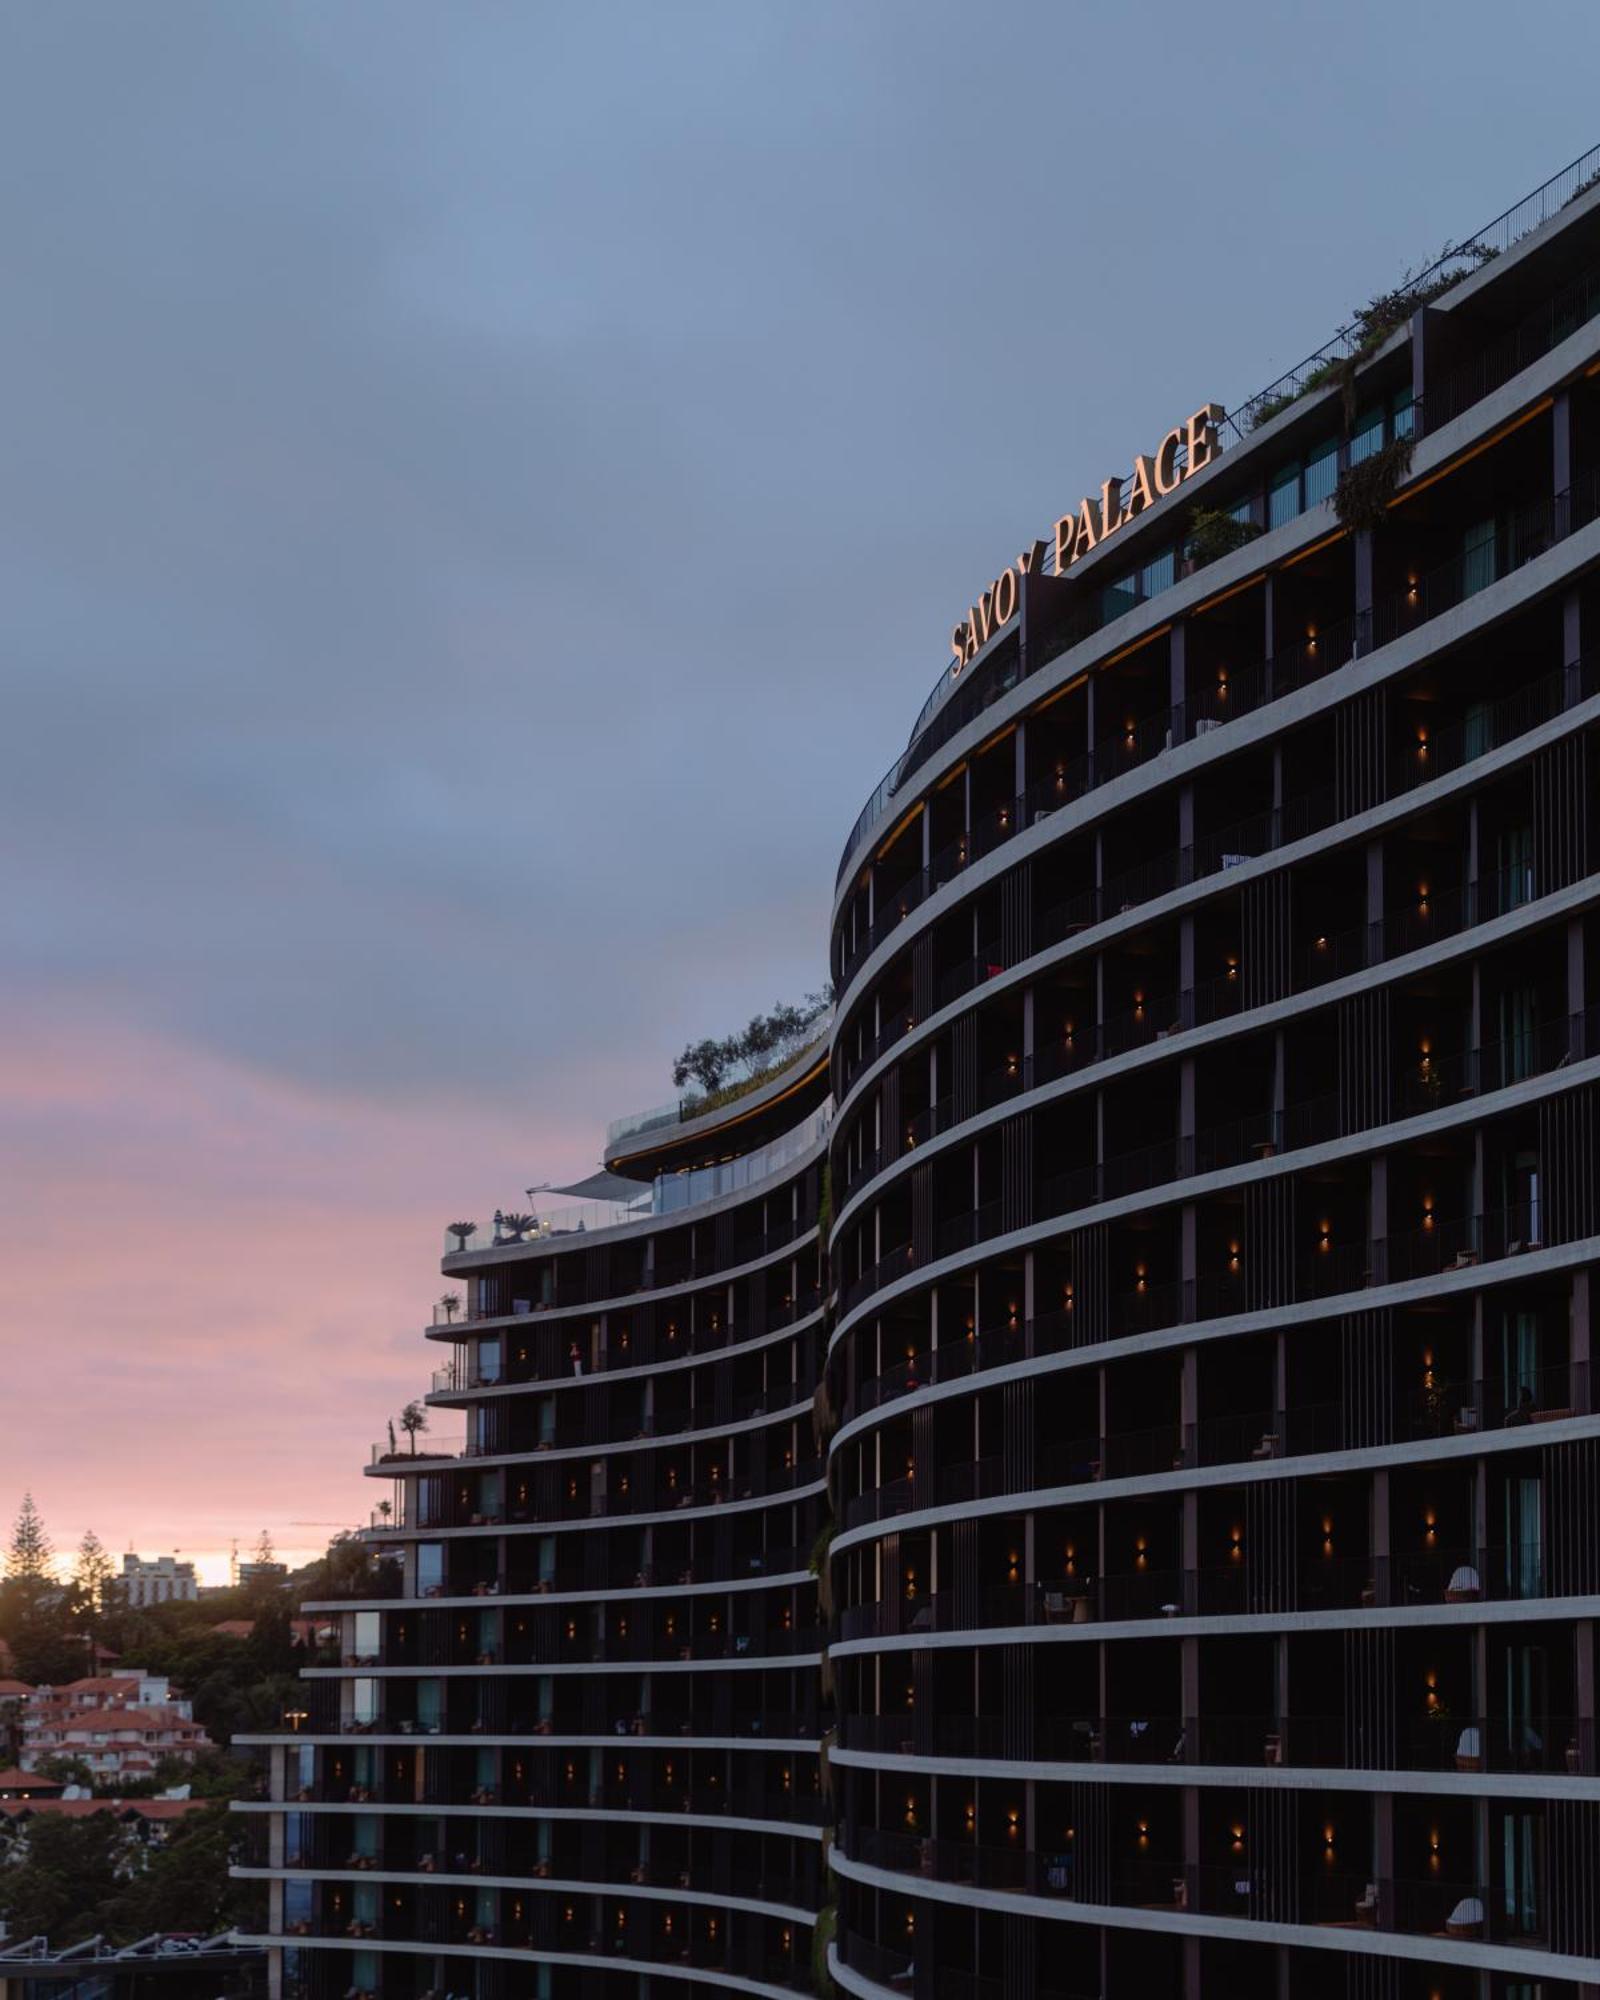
239,145,1600,1999
236,1060,831,1999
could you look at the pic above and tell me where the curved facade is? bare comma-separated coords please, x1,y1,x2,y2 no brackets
235,149,1600,2000
236,1053,831,2000
824,167,1600,2000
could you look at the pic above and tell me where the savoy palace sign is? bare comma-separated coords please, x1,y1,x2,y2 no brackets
949,401,1224,672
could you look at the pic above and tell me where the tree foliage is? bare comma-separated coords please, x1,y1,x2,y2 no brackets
0,1799,261,1947
672,988,832,1095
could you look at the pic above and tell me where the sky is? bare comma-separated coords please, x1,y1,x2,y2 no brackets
2,1,1596,1583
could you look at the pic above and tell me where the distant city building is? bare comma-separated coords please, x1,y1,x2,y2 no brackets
119,1553,198,1608
19,1673,212,1785
235,1560,288,1590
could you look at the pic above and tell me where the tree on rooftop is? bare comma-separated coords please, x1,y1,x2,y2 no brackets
672,988,832,1095
399,1400,430,1454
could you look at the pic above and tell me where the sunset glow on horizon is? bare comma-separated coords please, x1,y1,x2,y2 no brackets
0,1000,604,1587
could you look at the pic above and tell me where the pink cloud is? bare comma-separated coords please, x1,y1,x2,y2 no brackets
0,1002,601,1579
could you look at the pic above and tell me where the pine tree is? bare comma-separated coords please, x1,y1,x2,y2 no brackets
73,1530,113,1624
7,1493,53,1583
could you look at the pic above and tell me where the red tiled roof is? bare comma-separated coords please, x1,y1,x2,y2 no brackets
32,1705,204,1734
0,1797,206,1820
0,1765,63,1793
0,1680,34,1699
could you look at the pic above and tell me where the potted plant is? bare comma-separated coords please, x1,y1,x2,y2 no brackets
399,1400,430,1455
438,1293,462,1325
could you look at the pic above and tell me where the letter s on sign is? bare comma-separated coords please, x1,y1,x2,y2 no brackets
950,624,968,674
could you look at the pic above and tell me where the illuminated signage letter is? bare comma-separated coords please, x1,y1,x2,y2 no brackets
1053,514,1076,573
991,566,1018,627
1154,428,1184,496
1076,497,1099,555
1126,454,1157,518
1185,403,1224,480
1099,478,1125,541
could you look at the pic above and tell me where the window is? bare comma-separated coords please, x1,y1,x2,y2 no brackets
1304,435,1339,507
1348,404,1384,465
1462,516,1498,596
1391,387,1416,438
1268,461,1301,529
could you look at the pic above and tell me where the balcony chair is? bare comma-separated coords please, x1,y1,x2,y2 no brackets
1455,1725,1483,1771
1353,1881,1379,1925
1445,1563,1482,1602
1444,1895,1485,1938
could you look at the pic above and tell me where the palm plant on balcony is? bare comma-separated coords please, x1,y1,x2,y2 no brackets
438,1293,461,1325
447,1221,477,1253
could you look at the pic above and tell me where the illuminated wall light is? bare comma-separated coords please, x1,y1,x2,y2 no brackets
1418,880,1430,914
1133,990,1146,1019
1424,1509,1437,1545
1006,1807,1021,1840
964,1801,976,1827
1054,763,1067,796
1229,1527,1243,1562
1230,1823,1245,1855
1007,1301,1020,1330
1417,728,1429,760
1134,1536,1149,1570
1005,1052,1020,1077
1134,1262,1148,1292
1064,1018,1076,1046
1063,1282,1075,1313
1323,1824,1336,1862
1225,955,1239,982
1124,720,1137,747
1136,1819,1150,1849
1318,1220,1332,1254
1422,1194,1435,1231
1064,1542,1077,1577
1315,933,1329,952
1216,670,1230,696
1228,1241,1241,1273
905,1910,916,1936
1407,575,1420,600
1321,1516,1334,1556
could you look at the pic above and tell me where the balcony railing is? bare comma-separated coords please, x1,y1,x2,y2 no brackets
840,1823,1515,1946
838,1542,1567,1637
836,491,1600,1007
836,1710,1596,1777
